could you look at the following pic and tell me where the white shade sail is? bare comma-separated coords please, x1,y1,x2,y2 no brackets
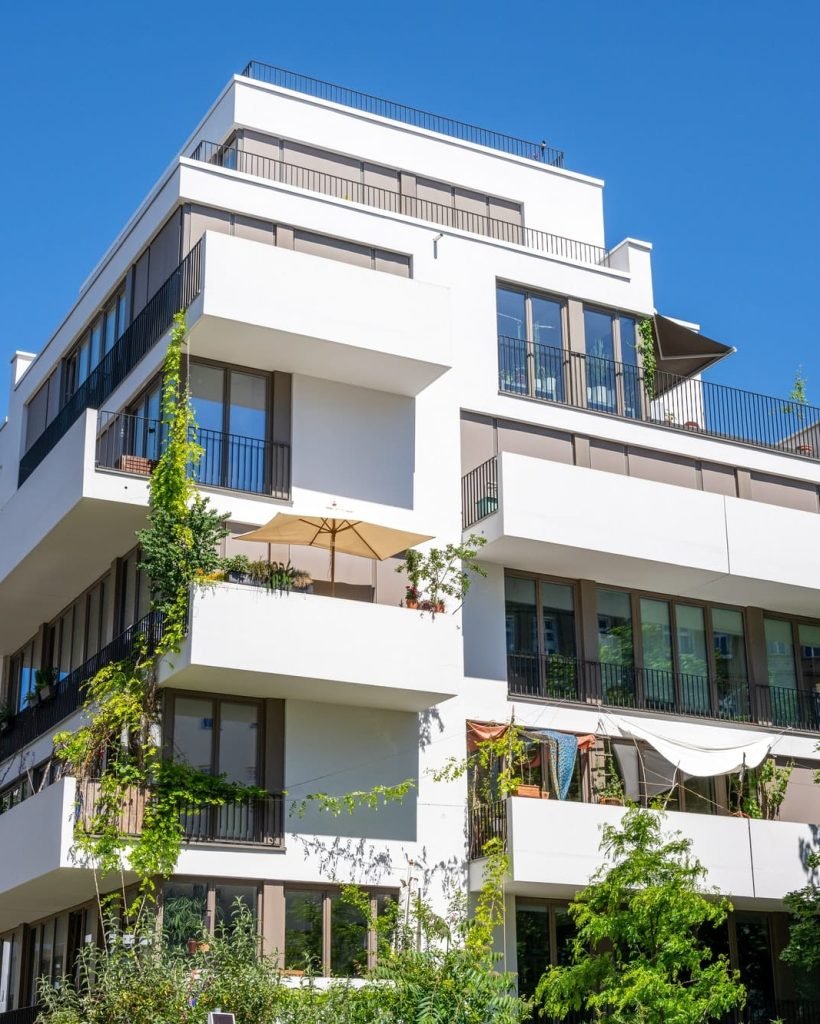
601,713,775,777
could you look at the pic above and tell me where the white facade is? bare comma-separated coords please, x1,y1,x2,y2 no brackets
0,62,818,1016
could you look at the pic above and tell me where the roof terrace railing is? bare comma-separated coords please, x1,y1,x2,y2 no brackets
239,60,565,167
18,241,203,488
190,141,609,267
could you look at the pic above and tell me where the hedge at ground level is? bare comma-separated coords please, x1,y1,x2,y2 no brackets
37,905,526,1024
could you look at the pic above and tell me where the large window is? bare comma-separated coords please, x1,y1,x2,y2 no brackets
507,574,755,721
505,576,577,698
4,573,112,714
189,363,269,492
284,888,395,976
597,589,635,704
583,307,641,417
170,695,262,842
161,880,258,949
171,695,260,784
62,282,127,405
19,907,88,1004
515,900,574,998
496,286,565,401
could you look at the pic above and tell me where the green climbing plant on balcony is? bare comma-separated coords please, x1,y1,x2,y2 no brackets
55,312,264,889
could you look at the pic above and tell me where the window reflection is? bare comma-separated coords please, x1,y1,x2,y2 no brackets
584,309,616,412
597,589,634,705
285,890,323,971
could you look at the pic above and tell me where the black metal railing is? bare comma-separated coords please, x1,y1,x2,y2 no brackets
498,336,820,460
468,799,507,859
78,779,284,847
189,142,608,267
773,1000,820,1024
462,456,498,528
96,411,291,499
0,611,167,763
507,652,760,726
0,1006,41,1024
18,242,203,487
239,61,564,167
755,684,820,732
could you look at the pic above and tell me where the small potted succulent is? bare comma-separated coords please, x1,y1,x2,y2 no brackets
404,585,420,610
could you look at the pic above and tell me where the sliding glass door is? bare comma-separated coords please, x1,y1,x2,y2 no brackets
189,364,269,492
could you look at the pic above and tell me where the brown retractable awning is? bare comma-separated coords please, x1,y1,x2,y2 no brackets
652,314,734,394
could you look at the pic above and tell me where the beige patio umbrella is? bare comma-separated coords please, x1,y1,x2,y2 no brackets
238,504,432,595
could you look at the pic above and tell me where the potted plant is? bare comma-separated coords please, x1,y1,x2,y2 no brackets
269,560,297,592
0,702,13,735
596,751,625,806
222,554,252,584
34,667,59,702
248,558,273,588
291,570,313,593
395,534,487,615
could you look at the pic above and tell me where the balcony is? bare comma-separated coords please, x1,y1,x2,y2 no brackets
77,779,284,848
189,231,451,396
0,776,79,931
190,142,611,267
239,61,565,167
462,451,820,617
468,797,819,905
497,335,820,462
0,611,167,765
0,772,284,934
505,651,820,734
160,582,461,711
96,410,291,499
18,242,202,488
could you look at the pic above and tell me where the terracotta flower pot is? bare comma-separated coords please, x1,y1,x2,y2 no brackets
516,784,542,799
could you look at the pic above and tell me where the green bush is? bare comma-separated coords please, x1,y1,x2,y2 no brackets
38,900,525,1024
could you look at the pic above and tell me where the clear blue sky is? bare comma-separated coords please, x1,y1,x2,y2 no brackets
1,0,818,419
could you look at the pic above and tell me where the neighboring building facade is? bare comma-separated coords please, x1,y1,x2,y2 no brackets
0,60,819,1022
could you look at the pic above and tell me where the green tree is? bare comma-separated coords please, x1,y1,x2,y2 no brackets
535,807,744,1024
780,753,820,989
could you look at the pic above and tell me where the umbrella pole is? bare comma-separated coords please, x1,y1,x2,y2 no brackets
330,532,336,597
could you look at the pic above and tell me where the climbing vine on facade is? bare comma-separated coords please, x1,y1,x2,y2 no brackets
55,313,263,889
637,318,657,399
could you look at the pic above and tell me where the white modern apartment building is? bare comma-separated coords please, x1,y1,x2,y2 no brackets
0,61,819,1023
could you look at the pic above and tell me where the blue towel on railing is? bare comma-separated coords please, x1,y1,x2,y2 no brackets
523,729,578,800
